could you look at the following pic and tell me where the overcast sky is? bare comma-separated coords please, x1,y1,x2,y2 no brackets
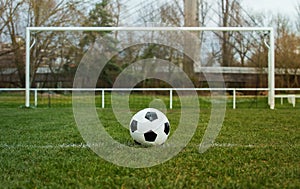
242,0,297,19
119,0,298,25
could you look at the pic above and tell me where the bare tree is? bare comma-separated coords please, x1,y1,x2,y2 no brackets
213,0,263,68
219,0,236,67
0,0,10,38
0,0,88,87
160,4,182,26
296,2,300,32
117,0,211,86
0,0,26,87
273,14,300,88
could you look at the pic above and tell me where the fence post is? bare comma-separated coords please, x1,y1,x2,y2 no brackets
34,90,38,107
169,89,173,109
233,89,236,109
102,89,105,108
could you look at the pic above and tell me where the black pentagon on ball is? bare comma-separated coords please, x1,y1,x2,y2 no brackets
144,130,157,142
145,112,158,122
130,120,138,132
164,122,170,135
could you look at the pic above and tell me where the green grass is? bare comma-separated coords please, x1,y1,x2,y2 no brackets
0,95,299,188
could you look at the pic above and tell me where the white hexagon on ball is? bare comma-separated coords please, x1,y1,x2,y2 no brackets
129,108,170,146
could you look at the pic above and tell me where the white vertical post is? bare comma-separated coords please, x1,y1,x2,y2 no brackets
102,89,105,108
269,28,275,109
233,89,236,109
169,89,173,109
34,89,38,107
25,28,31,107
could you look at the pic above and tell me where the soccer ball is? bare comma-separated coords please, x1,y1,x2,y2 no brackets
129,108,170,146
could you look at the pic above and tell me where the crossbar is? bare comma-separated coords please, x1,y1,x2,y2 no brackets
27,26,273,32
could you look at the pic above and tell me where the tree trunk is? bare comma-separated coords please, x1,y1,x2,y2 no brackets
183,0,199,82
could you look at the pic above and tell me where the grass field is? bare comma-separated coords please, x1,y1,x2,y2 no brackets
0,94,299,188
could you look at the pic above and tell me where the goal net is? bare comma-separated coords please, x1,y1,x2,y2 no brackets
24,26,275,109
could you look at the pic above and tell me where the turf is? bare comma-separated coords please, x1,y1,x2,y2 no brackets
0,97,299,188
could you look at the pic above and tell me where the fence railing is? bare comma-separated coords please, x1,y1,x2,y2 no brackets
1,88,300,109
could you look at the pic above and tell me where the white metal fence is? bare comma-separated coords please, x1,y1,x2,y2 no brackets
1,88,299,109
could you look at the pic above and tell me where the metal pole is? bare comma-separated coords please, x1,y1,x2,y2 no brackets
25,28,31,107
27,26,274,32
169,89,173,109
269,29,275,109
34,89,37,107
233,89,236,109
102,90,105,108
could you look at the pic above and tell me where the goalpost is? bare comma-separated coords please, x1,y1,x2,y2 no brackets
25,26,275,109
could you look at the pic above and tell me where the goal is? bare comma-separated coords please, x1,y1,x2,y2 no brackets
25,27,275,109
